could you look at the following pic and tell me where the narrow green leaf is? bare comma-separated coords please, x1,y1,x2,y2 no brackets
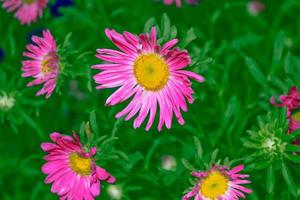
284,153,300,163
266,164,275,193
180,28,197,48
272,31,285,65
161,13,171,41
281,162,297,197
144,17,156,33
89,110,99,135
21,112,44,139
210,149,219,165
182,159,196,171
193,136,203,158
79,121,86,141
245,56,267,87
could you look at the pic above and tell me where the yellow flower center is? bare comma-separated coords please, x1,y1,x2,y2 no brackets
133,53,169,91
200,171,229,199
292,111,300,122
41,52,58,75
69,153,92,176
23,0,36,4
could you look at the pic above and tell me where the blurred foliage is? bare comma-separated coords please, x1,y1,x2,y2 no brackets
1,0,300,199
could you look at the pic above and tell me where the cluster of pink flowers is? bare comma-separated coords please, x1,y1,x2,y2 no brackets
0,0,199,26
3,0,283,199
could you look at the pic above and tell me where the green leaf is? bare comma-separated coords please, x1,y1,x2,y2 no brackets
114,150,129,162
79,121,86,141
272,31,285,65
281,162,297,197
284,153,300,163
89,110,99,135
21,112,44,139
193,136,203,158
62,32,72,49
161,13,171,41
182,159,196,171
266,164,275,193
285,144,300,152
180,28,197,48
210,149,219,165
144,17,156,33
245,56,268,87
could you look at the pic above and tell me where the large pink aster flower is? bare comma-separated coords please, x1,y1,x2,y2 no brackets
41,132,116,200
270,86,300,133
22,29,59,98
92,27,204,131
183,165,252,200
163,0,198,7
1,0,48,24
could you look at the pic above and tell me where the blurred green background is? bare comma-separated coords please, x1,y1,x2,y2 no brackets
1,0,300,199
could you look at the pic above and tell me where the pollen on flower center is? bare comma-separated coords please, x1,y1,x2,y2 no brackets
69,153,92,176
22,0,36,4
41,52,58,75
292,111,300,122
133,53,169,91
200,171,229,199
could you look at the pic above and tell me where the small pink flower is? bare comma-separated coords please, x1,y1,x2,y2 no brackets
1,0,48,24
270,86,300,133
22,30,59,99
92,27,204,131
183,164,252,200
41,131,116,200
163,0,198,7
247,0,265,16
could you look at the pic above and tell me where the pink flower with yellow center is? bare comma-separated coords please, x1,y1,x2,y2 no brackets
92,27,204,131
270,86,300,133
41,132,116,200
183,165,252,200
1,0,48,24
163,0,198,7
22,29,59,99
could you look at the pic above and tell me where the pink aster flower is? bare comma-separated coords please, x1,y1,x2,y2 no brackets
41,131,116,200
1,0,48,24
183,165,252,200
163,0,198,7
247,0,265,16
22,29,59,98
271,86,300,144
92,27,204,131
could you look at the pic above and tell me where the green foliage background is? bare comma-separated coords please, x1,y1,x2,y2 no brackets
1,0,300,199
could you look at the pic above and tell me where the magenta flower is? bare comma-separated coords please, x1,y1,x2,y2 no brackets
22,30,59,99
92,27,204,131
163,0,198,7
183,165,252,200
247,1,265,16
41,131,116,200
1,0,48,24
271,86,300,133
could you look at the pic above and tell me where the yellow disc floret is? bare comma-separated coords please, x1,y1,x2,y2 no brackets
23,0,36,4
200,170,229,199
133,53,169,91
69,153,92,176
292,111,300,122
41,52,58,75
